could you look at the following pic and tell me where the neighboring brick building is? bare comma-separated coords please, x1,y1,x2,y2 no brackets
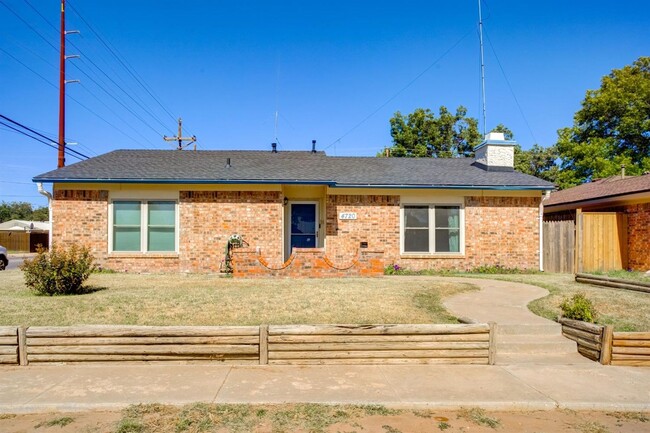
544,173,650,272
34,133,553,277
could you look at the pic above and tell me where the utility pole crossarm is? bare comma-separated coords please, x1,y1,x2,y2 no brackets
163,118,197,150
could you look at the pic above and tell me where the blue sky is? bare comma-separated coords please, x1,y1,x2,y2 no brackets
1,0,649,207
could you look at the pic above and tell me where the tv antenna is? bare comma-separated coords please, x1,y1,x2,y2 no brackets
163,118,197,150
478,0,487,135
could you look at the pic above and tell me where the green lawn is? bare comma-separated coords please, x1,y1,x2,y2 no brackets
0,270,474,326
453,273,650,331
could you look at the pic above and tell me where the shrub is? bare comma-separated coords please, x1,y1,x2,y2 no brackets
560,292,597,323
21,244,95,296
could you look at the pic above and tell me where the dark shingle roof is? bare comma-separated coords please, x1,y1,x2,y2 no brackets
544,174,650,208
33,150,553,190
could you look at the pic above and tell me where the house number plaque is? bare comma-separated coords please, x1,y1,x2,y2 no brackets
339,212,357,220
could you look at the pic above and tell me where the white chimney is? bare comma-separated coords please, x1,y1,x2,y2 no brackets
474,132,516,172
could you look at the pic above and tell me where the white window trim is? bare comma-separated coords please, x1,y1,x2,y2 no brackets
108,198,180,254
400,203,465,256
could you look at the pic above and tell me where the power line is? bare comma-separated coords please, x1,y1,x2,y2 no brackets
483,26,538,144
0,114,89,159
67,1,190,134
0,120,86,161
324,28,474,151
0,0,58,52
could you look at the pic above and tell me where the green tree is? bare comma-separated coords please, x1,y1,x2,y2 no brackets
387,106,481,157
0,201,49,223
514,144,559,183
556,57,650,188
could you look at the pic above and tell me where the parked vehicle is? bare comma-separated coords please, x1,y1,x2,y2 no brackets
0,245,7,270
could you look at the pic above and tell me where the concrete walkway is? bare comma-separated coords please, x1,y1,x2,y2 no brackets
1,276,649,414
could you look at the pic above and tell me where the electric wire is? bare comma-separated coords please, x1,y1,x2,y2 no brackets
66,0,191,135
0,120,86,161
483,26,539,144
0,114,90,159
323,28,474,151
0,0,58,52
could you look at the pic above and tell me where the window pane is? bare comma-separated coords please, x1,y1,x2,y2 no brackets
148,227,175,251
148,201,175,225
405,228,429,252
435,229,460,253
435,206,460,228
114,227,141,251
405,206,428,228
114,201,141,251
148,201,175,252
114,201,140,225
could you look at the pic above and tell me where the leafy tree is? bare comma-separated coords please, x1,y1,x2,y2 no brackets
0,201,49,223
514,144,559,183
556,57,650,188
387,106,481,157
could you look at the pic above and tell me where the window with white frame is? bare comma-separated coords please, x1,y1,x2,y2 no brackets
112,200,177,252
402,205,462,254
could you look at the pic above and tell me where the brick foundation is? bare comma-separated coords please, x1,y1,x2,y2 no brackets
232,247,384,278
626,203,650,271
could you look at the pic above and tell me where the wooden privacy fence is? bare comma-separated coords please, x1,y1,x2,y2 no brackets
0,232,48,253
578,212,628,273
4,323,496,366
543,220,575,273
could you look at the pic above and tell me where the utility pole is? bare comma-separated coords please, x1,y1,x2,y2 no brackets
164,118,196,150
58,0,79,168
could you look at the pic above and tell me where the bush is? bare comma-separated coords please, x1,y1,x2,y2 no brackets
21,244,95,296
560,292,597,323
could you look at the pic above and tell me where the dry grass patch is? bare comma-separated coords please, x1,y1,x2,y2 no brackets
0,271,474,326
456,273,650,331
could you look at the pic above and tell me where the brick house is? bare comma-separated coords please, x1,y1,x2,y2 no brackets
33,133,553,277
544,173,650,272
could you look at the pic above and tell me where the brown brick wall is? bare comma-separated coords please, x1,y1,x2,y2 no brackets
325,195,400,262
52,189,110,262
179,191,283,272
626,202,650,271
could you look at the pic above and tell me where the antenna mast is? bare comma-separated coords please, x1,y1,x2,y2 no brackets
164,118,197,150
478,0,487,136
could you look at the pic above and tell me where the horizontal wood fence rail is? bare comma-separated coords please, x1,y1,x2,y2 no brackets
0,327,19,365
559,318,612,364
575,273,650,294
24,326,260,364
611,332,650,367
267,323,495,365
5,324,496,366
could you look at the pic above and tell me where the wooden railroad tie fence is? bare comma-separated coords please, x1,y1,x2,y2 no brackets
611,332,650,367
4,323,496,366
0,327,19,365
559,318,612,364
266,324,495,365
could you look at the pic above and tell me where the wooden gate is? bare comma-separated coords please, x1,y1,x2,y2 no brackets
578,212,628,272
543,220,575,273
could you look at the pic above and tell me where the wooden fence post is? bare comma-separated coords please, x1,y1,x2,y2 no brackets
18,326,28,366
488,322,496,365
259,325,268,365
600,325,613,365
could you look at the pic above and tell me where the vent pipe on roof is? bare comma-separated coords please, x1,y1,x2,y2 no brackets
225,157,231,168
311,140,317,153
271,142,277,153
621,164,626,179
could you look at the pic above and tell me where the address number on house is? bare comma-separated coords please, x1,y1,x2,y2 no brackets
339,212,357,220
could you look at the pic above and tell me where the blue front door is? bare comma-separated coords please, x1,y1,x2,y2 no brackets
290,203,317,250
